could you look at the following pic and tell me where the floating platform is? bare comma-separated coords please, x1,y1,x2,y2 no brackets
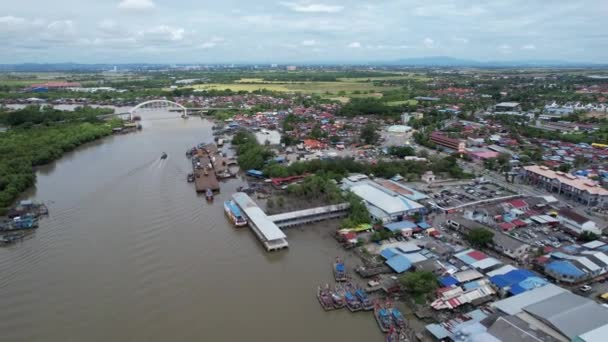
194,169,220,192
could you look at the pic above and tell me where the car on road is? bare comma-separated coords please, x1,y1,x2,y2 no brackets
580,285,593,292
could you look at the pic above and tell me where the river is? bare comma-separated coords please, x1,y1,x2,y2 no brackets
0,110,381,342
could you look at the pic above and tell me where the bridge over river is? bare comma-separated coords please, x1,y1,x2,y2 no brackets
97,99,237,120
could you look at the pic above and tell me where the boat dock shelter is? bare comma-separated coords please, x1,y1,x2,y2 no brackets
232,193,289,251
268,203,350,228
231,192,350,251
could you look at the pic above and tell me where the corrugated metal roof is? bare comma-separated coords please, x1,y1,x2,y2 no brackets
577,323,608,342
491,283,566,315
546,260,586,277
523,292,608,339
472,257,502,270
350,184,423,215
386,254,412,273
232,193,286,241
384,220,417,232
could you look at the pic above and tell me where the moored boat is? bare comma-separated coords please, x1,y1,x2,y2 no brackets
374,304,394,333
331,286,346,309
355,288,374,311
333,257,347,282
385,327,409,342
224,200,248,227
187,173,195,182
391,307,406,329
317,285,335,311
344,291,362,312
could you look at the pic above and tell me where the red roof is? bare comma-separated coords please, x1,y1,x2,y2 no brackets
499,222,514,231
512,219,527,227
507,199,528,209
467,250,487,261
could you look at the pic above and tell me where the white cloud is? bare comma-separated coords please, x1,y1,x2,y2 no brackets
200,37,225,49
280,2,344,13
367,44,410,50
0,16,26,25
138,25,185,42
414,4,485,17
498,44,512,54
521,44,536,50
423,38,435,48
301,39,317,46
348,41,361,48
118,0,156,10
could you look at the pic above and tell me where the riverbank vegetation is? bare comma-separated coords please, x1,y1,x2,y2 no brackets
0,106,122,212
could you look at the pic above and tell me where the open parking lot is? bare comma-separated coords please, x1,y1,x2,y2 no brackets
426,181,517,209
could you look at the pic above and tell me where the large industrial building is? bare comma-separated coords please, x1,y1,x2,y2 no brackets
342,177,425,223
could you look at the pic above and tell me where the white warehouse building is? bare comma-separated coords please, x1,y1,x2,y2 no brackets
349,183,425,223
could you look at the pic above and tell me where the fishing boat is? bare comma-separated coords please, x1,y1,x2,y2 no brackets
344,292,362,312
333,257,347,282
331,285,346,309
317,285,335,311
205,188,214,201
386,327,409,342
0,232,25,245
391,308,406,329
224,200,248,227
161,152,168,160
355,288,374,311
187,173,195,183
374,304,394,333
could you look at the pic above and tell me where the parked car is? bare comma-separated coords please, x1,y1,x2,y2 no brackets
580,285,593,292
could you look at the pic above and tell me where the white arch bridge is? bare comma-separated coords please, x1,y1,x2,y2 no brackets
99,99,236,120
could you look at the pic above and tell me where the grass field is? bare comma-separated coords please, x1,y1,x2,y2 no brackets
386,99,418,106
191,81,399,95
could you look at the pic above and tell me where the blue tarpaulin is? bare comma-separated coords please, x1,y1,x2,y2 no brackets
509,284,527,295
440,276,458,287
336,263,345,272
490,275,510,288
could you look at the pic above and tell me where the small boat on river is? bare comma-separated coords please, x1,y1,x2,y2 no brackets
355,288,374,311
331,285,346,309
161,152,168,160
224,200,247,227
317,285,335,311
344,291,362,312
374,304,394,333
205,188,214,201
333,257,347,282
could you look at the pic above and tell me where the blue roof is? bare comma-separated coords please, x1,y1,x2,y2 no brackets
490,275,511,288
509,284,527,295
246,169,264,176
384,220,417,232
440,276,458,287
417,221,431,229
463,281,482,291
519,276,547,290
386,255,412,273
546,260,586,277
503,269,535,284
380,248,398,260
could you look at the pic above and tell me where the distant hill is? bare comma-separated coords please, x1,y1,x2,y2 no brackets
384,56,604,67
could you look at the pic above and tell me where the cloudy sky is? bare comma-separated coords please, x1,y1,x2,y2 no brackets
1,0,606,64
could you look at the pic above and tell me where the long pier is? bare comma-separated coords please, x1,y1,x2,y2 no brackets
231,192,350,251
